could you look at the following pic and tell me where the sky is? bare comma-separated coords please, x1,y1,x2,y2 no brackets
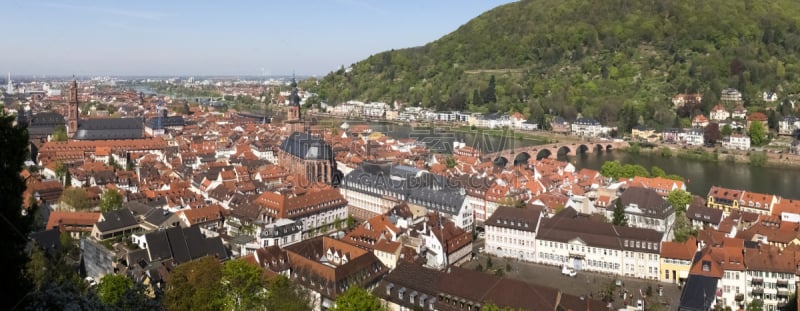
4,0,515,77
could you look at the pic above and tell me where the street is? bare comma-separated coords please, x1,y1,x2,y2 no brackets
462,252,681,311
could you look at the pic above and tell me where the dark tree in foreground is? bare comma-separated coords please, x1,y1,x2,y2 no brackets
0,111,34,310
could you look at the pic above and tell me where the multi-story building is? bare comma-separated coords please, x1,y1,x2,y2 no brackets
282,237,389,309
744,249,798,310
659,237,697,285
710,104,731,121
258,218,303,248
684,128,705,146
778,116,799,136
721,88,743,103
534,208,664,280
707,186,743,213
571,118,606,137
255,187,348,238
485,206,543,262
722,134,751,151
607,187,676,236
413,213,473,269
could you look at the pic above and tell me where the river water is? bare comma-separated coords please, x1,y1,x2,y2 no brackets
365,122,800,199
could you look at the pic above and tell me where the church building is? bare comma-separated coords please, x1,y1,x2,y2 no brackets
66,79,144,140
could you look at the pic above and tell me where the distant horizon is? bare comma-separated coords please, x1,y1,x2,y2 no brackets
4,1,514,76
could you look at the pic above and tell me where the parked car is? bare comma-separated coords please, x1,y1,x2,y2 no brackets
561,265,577,277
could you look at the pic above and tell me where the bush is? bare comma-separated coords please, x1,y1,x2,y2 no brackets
749,151,768,167
660,147,672,157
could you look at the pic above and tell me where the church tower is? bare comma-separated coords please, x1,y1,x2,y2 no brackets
66,79,79,138
287,75,301,123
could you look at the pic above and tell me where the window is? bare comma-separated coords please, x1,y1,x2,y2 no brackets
665,270,670,279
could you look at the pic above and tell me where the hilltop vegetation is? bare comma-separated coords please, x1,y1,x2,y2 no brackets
309,0,800,130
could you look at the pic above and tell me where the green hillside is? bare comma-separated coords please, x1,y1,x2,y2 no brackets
308,0,800,130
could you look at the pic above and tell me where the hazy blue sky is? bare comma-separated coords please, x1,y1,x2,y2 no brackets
5,0,514,76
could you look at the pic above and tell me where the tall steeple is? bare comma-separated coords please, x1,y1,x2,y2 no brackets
66,78,79,138
6,72,14,95
287,73,301,123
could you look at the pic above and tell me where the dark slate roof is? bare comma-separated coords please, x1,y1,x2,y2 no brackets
74,117,143,140
144,116,185,129
538,210,664,253
95,208,138,232
144,226,228,264
613,187,674,219
261,219,303,238
30,112,65,126
409,189,465,216
485,206,542,233
30,228,62,256
678,275,718,311
279,132,335,160
574,117,600,125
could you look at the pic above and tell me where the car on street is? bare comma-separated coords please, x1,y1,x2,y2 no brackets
561,265,577,277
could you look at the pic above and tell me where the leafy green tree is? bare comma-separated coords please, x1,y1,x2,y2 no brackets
612,198,628,226
97,274,134,305
164,256,224,311
99,189,124,212
650,166,666,178
52,125,68,141
747,299,764,311
749,121,767,146
60,187,91,210
330,286,385,311
108,156,122,170
265,275,314,311
346,215,357,230
673,213,695,242
483,75,497,103
721,124,733,136
221,259,267,311
445,157,457,169
667,190,692,213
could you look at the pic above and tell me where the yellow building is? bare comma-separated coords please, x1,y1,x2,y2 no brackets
659,237,697,285
707,186,742,213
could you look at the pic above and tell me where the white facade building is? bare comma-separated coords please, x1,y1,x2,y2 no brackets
484,206,542,262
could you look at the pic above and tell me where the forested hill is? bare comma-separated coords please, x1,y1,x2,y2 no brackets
308,0,800,130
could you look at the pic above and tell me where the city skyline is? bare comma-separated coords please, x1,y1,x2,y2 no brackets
5,0,514,76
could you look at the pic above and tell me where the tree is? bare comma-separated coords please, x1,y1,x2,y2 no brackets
704,123,722,145
483,75,497,103
667,190,692,213
164,256,224,311
183,102,192,115
749,121,767,146
60,187,91,210
221,259,267,311
721,124,733,136
346,215,357,230
97,274,134,305
0,110,35,310
108,156,122,170
52,125,68,141
768,110,779,131
650,166,666,178
673,213,695,242
445,157,457,169
265,275,314,311
746,299,764,311
612,198,628,226
63,168,72,188
329,286,385,311
99,189,124,212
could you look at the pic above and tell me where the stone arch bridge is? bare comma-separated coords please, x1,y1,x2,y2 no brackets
484,141,629,165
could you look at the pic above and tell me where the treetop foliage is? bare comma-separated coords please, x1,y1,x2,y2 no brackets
311,0,800,129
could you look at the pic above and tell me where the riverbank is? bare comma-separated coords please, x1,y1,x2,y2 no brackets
625,143,800,169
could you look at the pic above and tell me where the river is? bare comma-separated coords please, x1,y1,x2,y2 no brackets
365,122,800,199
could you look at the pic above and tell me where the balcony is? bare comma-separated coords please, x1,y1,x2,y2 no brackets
751,277,763,285
751,288,764,296
777,288,790,297
734,293,744,302
776,279,789,288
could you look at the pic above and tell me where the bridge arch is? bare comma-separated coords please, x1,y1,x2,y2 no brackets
578,145,590,154
514,152,531,166
536,149,552,160
493,156,509,167
557,146,571,156
594,144,604,153
606,144,613,151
